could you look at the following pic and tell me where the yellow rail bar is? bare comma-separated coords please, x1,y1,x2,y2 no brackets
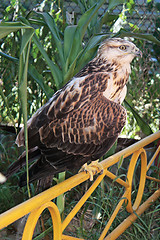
102,131,160,169
0,130,159,239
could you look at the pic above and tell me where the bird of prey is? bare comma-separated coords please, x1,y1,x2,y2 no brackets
7,38,142,186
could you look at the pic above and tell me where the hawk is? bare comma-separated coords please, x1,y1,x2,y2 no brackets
7,38,142,186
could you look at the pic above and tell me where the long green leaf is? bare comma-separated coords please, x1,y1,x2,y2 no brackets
0,22,33,39
0,51,18,63
96,13,119,33
116,30,160,45
64,34,109,82
64,25,77,62
124,100,153,136
76,34,110,72
66,0,126,73
93,0,125,34
18,28,34,198
76,0,105,40
108,0,126,11
20,28,34,54
64,49,83,83
40,13,65,70
57,172,66,215
32,34,62,89
66,0,105,72
73,0,86,13
28,65,54,99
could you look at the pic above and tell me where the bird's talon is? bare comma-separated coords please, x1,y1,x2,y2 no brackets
79,160,104,181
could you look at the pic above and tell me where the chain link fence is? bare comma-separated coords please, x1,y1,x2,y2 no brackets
0,0,159,33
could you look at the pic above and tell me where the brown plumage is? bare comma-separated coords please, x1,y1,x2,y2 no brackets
7,38,142,186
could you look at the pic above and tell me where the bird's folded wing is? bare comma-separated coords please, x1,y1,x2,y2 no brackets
16,73,109,147
39,95,126,156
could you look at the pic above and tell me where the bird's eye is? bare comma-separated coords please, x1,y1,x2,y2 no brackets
119,45,127,50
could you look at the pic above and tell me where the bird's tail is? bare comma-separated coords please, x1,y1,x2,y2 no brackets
18,157,53,187
6,147,41,179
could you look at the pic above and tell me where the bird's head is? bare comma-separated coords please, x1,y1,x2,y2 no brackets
98,38,142,64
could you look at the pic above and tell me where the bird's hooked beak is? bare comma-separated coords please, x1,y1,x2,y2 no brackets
134,47,142,57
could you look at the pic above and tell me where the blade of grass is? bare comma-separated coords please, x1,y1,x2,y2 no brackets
57,171,66,218
33,226,53,240
18,28,34,198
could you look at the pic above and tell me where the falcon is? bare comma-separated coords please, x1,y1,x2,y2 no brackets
7,38,142,186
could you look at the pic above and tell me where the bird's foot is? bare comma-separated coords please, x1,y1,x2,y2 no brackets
79,160,103,181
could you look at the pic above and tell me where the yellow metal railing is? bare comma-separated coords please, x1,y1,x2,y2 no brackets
0,131,160,239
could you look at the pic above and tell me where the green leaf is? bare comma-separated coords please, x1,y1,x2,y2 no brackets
32,34,62,89
64,25,77,76
118,155,124,169
116,30,160,45
76,34,110,72
96,13,119,33
76,0,105,40
40,13,65,69
28,65,54,99
64,25,77,61
0,22,33,39
64,48,83,83
108,0,126,11
124,100,153,136
57,172,66,215
103,141,117,159
20,28,34,54
18,28,33,198
65,0,126,71
94,0,124,33
67,0,105,66
0,51,18,63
